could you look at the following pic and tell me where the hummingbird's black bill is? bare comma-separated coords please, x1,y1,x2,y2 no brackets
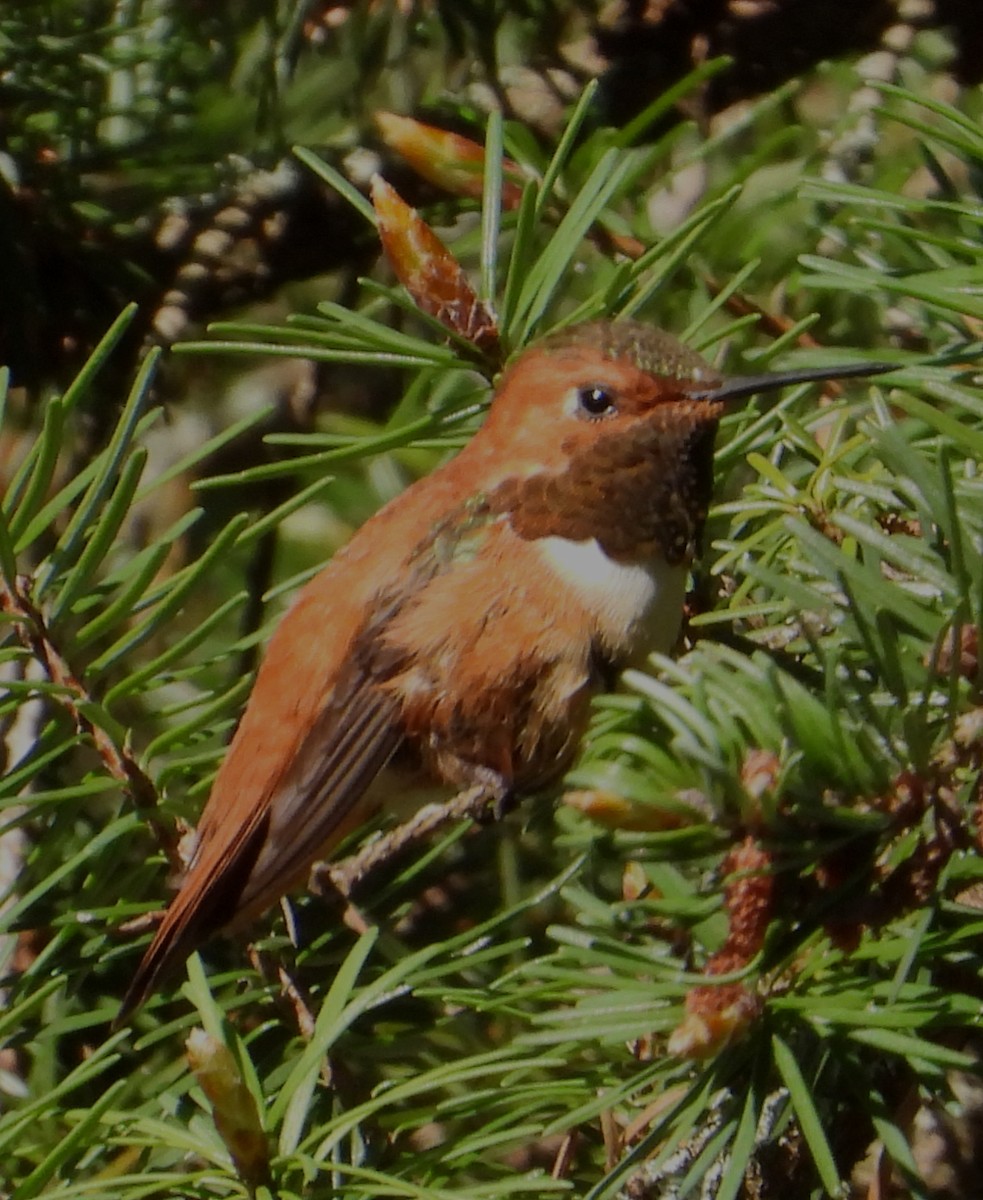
692,359,895,405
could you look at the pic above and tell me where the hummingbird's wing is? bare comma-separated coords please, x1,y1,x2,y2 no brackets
219,561,453,919
223,657,405,916
117,666,403,1021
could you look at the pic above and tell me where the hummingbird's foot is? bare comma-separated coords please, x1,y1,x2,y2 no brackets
493,789,516,821
461,764,513,823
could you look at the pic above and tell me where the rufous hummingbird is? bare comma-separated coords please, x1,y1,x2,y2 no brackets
119,319,889,1019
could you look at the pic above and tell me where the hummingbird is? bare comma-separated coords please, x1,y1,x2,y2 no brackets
119,319,889,1019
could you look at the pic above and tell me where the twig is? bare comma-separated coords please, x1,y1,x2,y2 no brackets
0,572,178,867
311,781,497,899
277,962,318,1044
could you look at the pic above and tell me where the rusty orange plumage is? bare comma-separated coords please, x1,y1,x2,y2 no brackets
119,321,889,1019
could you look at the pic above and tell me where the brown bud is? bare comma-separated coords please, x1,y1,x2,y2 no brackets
186,1029,270,1187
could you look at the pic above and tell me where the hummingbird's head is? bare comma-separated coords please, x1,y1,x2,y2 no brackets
480,320,725,482
478,319,889,564
479,320,728,562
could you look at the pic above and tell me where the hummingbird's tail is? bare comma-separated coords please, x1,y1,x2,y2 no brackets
114,817,268,1027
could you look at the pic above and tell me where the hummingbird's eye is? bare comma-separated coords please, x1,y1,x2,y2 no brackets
576,385,618,419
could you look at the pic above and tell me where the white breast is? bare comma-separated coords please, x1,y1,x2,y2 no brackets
535,535,687,659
